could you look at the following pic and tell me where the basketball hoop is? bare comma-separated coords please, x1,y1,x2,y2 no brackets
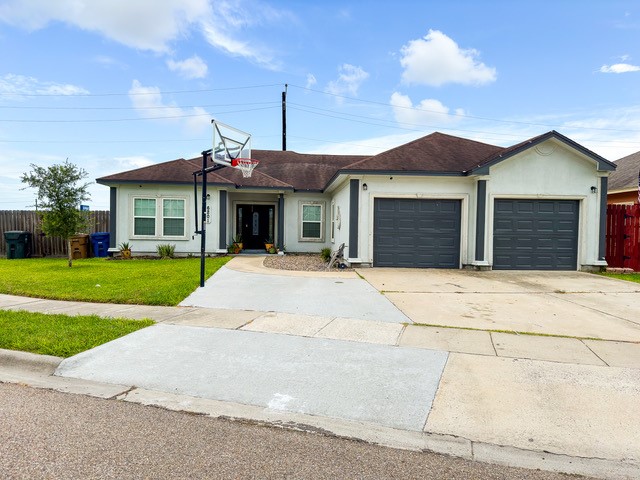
231,158,259,178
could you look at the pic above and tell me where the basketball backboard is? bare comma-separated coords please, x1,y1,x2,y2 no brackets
212,120,252,164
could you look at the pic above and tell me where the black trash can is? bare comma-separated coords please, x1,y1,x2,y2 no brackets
4,231,32,259
90,232,110,257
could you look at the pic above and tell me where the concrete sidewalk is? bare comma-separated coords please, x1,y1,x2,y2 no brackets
2,292,638,368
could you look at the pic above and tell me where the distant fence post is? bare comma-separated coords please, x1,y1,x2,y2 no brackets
0,210,110,257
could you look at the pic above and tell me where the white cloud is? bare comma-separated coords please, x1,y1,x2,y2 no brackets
114,155,155,169
128,80,210,132
400,30,497,86
599,63,640,73
93,55,128,69
0,0,292,70
305,73,317,88
0,74,89,99
167,55,208,79
326,64,369,98
390,92,462,125
199,0,297,70
0,0,209,52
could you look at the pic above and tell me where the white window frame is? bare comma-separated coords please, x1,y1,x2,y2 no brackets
299,201,325,242
132,198,157,237
131,196,188,240
161,198,186,237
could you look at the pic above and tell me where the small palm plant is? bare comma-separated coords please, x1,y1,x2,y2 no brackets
118,242,132,259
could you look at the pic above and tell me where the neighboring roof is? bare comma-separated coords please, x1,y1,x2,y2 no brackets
97,130,612,191
609,150,640,192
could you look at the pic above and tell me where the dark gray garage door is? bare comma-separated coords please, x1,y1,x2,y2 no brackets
493,199,579,270
373,198,461,268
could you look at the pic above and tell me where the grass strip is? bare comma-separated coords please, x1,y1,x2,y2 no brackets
599,272,640,284
407,322,604,342
0,309,154,358
0,256,230,306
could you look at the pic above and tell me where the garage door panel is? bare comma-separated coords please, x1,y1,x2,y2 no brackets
374,198,461,268
493,199,578,270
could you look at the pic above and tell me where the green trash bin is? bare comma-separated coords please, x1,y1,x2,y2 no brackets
4,231,32,259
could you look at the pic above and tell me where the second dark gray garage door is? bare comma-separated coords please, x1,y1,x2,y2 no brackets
493,199,579,270
373,198,461,268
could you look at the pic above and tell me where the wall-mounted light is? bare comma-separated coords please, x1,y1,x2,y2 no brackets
362,183,368,191
206,193,211,200
590,186,598,194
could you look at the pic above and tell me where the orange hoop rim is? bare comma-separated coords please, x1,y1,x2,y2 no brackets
230,157,259,178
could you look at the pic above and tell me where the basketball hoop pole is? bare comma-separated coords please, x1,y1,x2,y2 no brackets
199,149,209,288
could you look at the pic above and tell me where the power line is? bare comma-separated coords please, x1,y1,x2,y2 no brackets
0,101,280,111
0,105,279,123
0,83,283,98
287,83,640,134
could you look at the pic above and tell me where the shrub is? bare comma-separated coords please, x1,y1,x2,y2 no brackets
320,247,332,262
157,243,176,259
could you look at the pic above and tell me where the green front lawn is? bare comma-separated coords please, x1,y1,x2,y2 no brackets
0,256,230,306
600,272,640,284
0,310,154,357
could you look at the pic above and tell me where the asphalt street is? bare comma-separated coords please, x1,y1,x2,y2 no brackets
0,382,587,480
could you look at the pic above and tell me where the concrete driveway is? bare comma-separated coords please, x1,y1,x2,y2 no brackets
356,269,640,342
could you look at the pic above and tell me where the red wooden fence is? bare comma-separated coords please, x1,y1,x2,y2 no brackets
606,204,640,271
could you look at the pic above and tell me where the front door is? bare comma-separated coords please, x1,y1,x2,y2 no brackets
236,204,274,250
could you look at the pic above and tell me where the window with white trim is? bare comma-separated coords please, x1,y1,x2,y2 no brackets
300,201,324,241
133,198,156,236
132,197,186,238
162,199,185,236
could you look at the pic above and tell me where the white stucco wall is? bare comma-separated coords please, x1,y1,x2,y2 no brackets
112,183,210,254
330,180,351,255
486,139,606,268
279,192,332,253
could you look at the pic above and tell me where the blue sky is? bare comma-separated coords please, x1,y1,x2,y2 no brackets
1,0,639,210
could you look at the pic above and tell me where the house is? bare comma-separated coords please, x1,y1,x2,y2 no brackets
97,130,615,271
608,150,640,204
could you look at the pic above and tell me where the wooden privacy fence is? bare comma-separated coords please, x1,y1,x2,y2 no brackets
606,204,640,271
0,210,110,257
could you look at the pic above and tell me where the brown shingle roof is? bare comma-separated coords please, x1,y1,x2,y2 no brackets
609,151,640,191
343,132,505,173
97,131,611,191
97,150,367,191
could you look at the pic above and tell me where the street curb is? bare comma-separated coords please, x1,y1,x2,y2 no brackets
118,387,640,480
1,368,637,480
0,348,63,374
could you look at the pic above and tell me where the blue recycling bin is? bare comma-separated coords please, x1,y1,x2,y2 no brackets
90,232,110,257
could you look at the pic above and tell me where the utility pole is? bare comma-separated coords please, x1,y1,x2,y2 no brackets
282,84,287,151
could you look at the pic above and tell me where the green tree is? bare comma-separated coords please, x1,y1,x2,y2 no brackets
21,160,91,267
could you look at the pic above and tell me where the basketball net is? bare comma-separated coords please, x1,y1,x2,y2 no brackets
232,158,259,178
